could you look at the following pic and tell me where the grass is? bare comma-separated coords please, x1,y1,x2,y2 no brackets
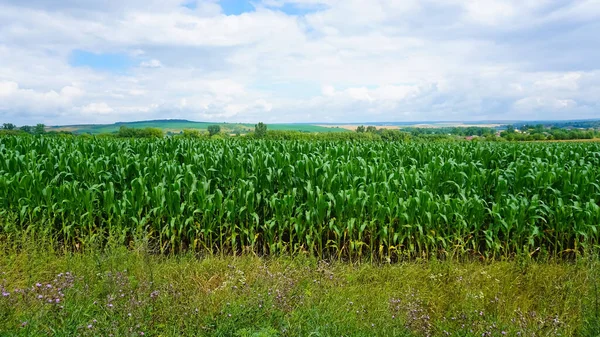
1,239,599,336
48,120,349,135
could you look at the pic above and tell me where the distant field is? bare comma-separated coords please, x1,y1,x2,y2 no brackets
316,124,401,131
536,138,600,142
49,120,350,134
317,123,503,130
260,124,348,132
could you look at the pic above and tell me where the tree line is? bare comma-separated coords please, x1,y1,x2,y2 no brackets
2,121,599,142
2,123,47,135
500,124,599,141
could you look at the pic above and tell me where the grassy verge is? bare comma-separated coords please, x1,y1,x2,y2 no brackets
0,243,598,336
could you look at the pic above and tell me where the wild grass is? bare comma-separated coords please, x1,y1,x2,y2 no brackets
1,239,599,336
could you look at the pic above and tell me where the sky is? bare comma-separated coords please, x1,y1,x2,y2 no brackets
0,0,599,125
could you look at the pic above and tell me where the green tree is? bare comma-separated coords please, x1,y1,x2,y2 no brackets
2,123,16,130
181,129,203,138
116,126,163,138
356,125,366,133
532,133,546,141
34,124,46,135
208,125,221,136
366,126,377,133
20,125,32,133
255,122,267,138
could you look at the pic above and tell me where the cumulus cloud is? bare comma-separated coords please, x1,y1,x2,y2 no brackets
0,0,599,125
0,81,20,97
139,59,163,68
81,102,114,115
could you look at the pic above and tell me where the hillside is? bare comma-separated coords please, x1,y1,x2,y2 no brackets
48,119,350,134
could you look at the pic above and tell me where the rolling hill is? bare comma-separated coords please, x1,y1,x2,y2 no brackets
48,119,350,135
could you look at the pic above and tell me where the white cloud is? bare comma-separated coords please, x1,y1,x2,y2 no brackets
533,73,581,91
462,0,517,25
128,89,147,96
139,59,163,68
81,102,114,114
0,81,20,96
60,85,85,98
514,97,578,110
0,0,599,125
0,81,85,115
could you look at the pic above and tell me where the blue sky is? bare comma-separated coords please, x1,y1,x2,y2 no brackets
0,0,599,125
70,50,134,72
183,0,325,16
218,0,255,15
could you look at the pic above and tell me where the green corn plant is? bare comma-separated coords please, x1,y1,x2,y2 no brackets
1,136,600,259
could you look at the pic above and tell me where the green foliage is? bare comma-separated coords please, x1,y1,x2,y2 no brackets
366,126,377,133
0,129,25,136
34,124,46,135
116,126,163,138
19,125,32,133
353,125,493,141
208,124,221,136
257,130,388,141
401,126,496,137
45,120,346,135
500,127,598,141
1,137,599,259
180,129,206,138
378,129,410,141
254,122,268,138
0,244,595,336
2,123,16,130
514,120,600,129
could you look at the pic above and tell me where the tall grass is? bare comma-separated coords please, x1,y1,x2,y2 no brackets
0,240,596,336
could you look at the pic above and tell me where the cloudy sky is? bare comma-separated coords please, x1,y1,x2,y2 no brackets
0,0,599,125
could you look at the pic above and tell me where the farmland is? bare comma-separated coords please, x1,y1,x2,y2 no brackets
1,135,600,336
1,136,599,258
47,119,350,135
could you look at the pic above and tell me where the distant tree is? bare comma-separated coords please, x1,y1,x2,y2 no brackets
531,133,546,141
356,125,366,133
366,126,377,133
255,122,267,138
534,124,545,133
34,124,46,135
116,126,163,138
143,127,163,138
20,125,32,133
181,129,203,138
2,123,16,130
378,129,410,142
506,125,515,133
208,125,221,137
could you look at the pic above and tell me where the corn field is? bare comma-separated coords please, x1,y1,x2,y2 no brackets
1,136,599,259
